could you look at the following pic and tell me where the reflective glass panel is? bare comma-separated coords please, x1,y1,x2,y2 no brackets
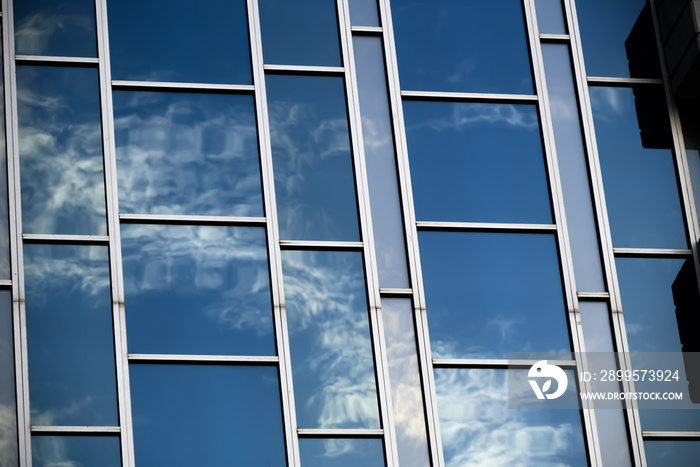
354,36,409,287
114,91,263,217
14,0,96,57
405,101,551,224
542,44,605,291
259,0,341,66
0,291,17,466
535,0,567,34
420,231,570,359
17,66,107,235
299,439,385,467
121,225,274,356
392,0,533,94
108,0,251,84
130,364,285,466
267,75,359,241
24,245,117,426
435,368,587,467
0,32,9,280
32,436,120,467
591,86,686,249
282,250,380,428
349,0,380,27
645,441,700,467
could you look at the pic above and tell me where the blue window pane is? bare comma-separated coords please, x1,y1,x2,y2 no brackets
259,0,341,66
114,91,263,217
299,439,385,467
25,245,117,426
349,0,380,27
32,436,120,467
282,250,380,429
0,291,17,466
0,32,9,280
267,75,360,241
535,0,567,35
108,0,251,84
130,364,286,466
591,86,686,249
14,0,96,57
405,101,551,224
392,0,533,94
17,66,107,236
121,225,274,356
645,441,700,467
420,232,570,359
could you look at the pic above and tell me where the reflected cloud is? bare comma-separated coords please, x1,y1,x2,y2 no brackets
408,103,539,132
15,11,93,56
0,403,18,467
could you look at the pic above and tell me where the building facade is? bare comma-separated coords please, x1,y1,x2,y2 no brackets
0,0,699,465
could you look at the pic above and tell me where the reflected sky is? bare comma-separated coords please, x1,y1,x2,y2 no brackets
282,250,380,429
591,86,686,249
420,232,571,359
644,441,700,467
0,291,17,467
108,0,251,84
121,225,275,356
535,0,567,35
130,364,285,466
349,0,380,27
267,75,360,241
0,32,10,280
114,91,263,217
392,0,533,94
404,101,551,224
32,436,120,467
17,65,107,236
24,244,117,426
299,438,385,467
435,368,587,467
14,0,96,57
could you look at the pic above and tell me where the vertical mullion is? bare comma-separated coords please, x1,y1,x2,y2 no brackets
247,1,300,466
336,1,398,466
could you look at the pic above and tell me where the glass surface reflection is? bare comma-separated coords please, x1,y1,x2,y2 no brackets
435,368,587,467
0,32,10,280
0,291,17,467
130,364,285,466
349,0,380,27
644,441,700,466
114,91,263,217
14,0,96,57
121,225,274,356
259,0,341,66
108,0,251,84
282,250,380,429
535,0,567,35
17,66,107,235
392,0,533,94
24,244,117,426
32,436,120,467
267,75,359,241
420,232,570,359
405,101,551,224
299,439,385,467
591,86,686,249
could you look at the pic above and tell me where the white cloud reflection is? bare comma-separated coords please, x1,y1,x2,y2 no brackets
15,12,92,55
407,102,539,134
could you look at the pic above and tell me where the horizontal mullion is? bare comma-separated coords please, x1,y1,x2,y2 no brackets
0,280,12,287
539,33,571,42
613,248,693,258
350,26,383,35
586,76,664,86
416,221,557,233
16,55,99,66
643,431,700,440
401,90,538,103
263,64,345,75
128,354,279,365
379,288,413,297
432,358,577,369
31,426,120,434
297,428,384,438
577,292,610,300
22,234,109,245
112,80,255,93
279,240,363,250
119,213,266,226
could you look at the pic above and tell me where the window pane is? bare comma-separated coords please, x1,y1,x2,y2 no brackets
32,436,120,467
267,75,359,241
535,0,567,35
420,232,570,359
121,225,275,356
392,0,533,94
17,66,107,235
405,101,551,224
645,441,700,466
114,91,263,217
0,291,17,466
130,364,285,466
592,86,686,249
259,0,341,66
25,245,117,426
349,0,380,27
299,439,385,467
14,0,96,57
282,250,380,428
108,0,251,84
0,31,10,280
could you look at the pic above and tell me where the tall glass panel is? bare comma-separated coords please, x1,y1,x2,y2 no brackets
32,436,120,467
0,291,17,466
0,32,10,279
299,438,385,467
267,75,359,241
535,0,567,35
349,0,380,27
282,250,380,428
17,66,107,235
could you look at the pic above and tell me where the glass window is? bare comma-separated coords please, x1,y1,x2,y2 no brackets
645,441,700,467
267,75,360,241
0,31,10,280
535,0,567,35
404,101,551,224
14,0,96,57
108,0,251,84
259,0,342,66
299,439,385,467
392,0,533,94
591,86,686,249
32,436,121,467
0,291,17,466
282,250,380,429
24,244,117,426
114,91,263,217
349,0,380,27
17,66,107,236
121,225,275,356
130,364,285,466
419,231,570,359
